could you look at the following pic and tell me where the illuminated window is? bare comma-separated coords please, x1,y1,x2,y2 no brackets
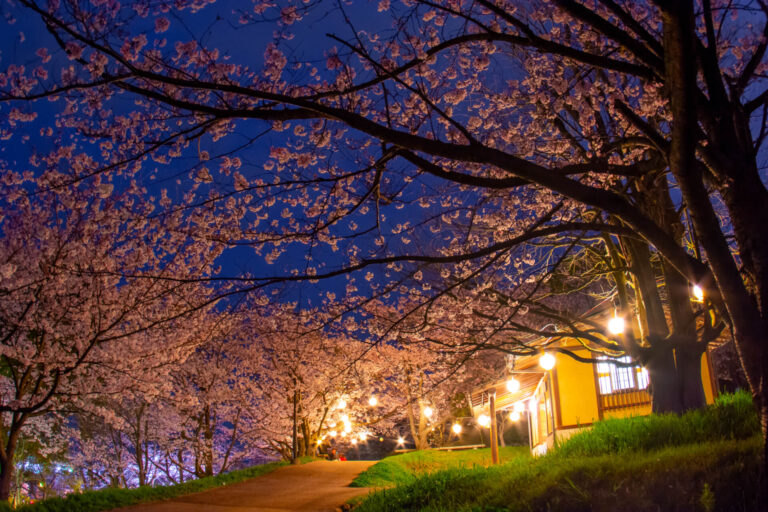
595,356,649,394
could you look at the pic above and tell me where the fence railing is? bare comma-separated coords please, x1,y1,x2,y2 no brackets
599,388,651,411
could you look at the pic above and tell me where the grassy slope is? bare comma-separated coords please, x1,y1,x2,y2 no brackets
355,438,761,512
351,446,530,488
9,456,319,512
353,392,762,511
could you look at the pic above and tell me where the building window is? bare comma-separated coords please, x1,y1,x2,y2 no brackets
596,356,649,394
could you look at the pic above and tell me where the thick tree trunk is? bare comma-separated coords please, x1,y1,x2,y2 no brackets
645,345,684,413
676,344,707,410
0,458,12,502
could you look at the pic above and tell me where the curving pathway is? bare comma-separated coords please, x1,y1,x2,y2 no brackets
114,460,375,512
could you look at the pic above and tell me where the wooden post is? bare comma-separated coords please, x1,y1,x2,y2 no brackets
291,377,298,464
489,391,499,465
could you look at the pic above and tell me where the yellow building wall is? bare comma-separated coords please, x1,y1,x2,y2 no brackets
554,350,600,427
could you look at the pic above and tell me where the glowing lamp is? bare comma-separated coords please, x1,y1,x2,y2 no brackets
478,414,491,428
379,437,384,442
368,396,378,407
607,314,625,335
397,436,405,445
340,413,349,422
329,430,337,438
528,400,537,413
340,431,347,438
506,378,520,393
451,423,463,434
423,406,434,418
359,432,368,441
513,402,525,413
509,411,521,422
343,423,352,434
539,352,556,371
692,285,704,302
336,399,347,410
351,438,358,445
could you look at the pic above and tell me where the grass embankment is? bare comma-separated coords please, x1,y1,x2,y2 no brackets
354,391,762,511
351,446,530,488
7,456,319,512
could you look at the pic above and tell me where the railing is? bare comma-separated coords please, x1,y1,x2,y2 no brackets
599,388,651,411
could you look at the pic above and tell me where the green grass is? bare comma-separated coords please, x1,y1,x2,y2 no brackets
354,438,762,512
351,446,530,488
353,392,763,511
555,390,759,458
6,457,320,512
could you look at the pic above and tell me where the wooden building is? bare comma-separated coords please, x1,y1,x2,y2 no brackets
469,346,718,456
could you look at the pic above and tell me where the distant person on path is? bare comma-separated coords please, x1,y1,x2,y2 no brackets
328,448,337,461
338,453,347,461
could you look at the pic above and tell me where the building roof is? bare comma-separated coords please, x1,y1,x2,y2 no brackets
469,371,545,415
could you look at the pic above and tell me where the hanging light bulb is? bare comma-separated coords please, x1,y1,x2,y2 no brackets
539,352,556,371
513,402,525,413
397,436,405,445
692,285,704,302
451,423,462,434
509,411,521,422
351,438,358,445
359,432,368,441
336,399,347,410
478,414,491,428
328,430,337,438
368,396,378,407
506,377,520,393
607,314,625,335
423,406,434,418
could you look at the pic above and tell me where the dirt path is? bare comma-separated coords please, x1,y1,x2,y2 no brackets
114,460,376,512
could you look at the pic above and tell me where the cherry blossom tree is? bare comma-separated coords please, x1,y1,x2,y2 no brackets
2,0,768,472
0,177,220,498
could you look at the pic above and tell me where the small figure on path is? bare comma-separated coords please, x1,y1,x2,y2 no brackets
328,448,337,461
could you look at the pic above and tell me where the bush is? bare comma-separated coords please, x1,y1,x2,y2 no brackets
554,390,759,458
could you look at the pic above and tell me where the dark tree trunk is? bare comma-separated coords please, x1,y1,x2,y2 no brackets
645,345,684,413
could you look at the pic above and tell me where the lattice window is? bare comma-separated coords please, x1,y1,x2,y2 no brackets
595,356,649,394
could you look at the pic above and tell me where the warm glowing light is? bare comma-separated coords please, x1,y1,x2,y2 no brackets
607,314,625,335
340,431,347,438
368,396,378,407
539,352,556,371
528,400,538,413
423,406,434,418
340,413,349,422
379,437,384,442
343,423,352,434
336,399,347,410
397,436,405,445
328,421,336,428
351,438,358,445
513,402,525,413
359,432,368,441
329,430,337,438
506,378,520,393
478,414,491,428
692,284,704,302
509,411,521,422
451,423,463,434
316,439,323,446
